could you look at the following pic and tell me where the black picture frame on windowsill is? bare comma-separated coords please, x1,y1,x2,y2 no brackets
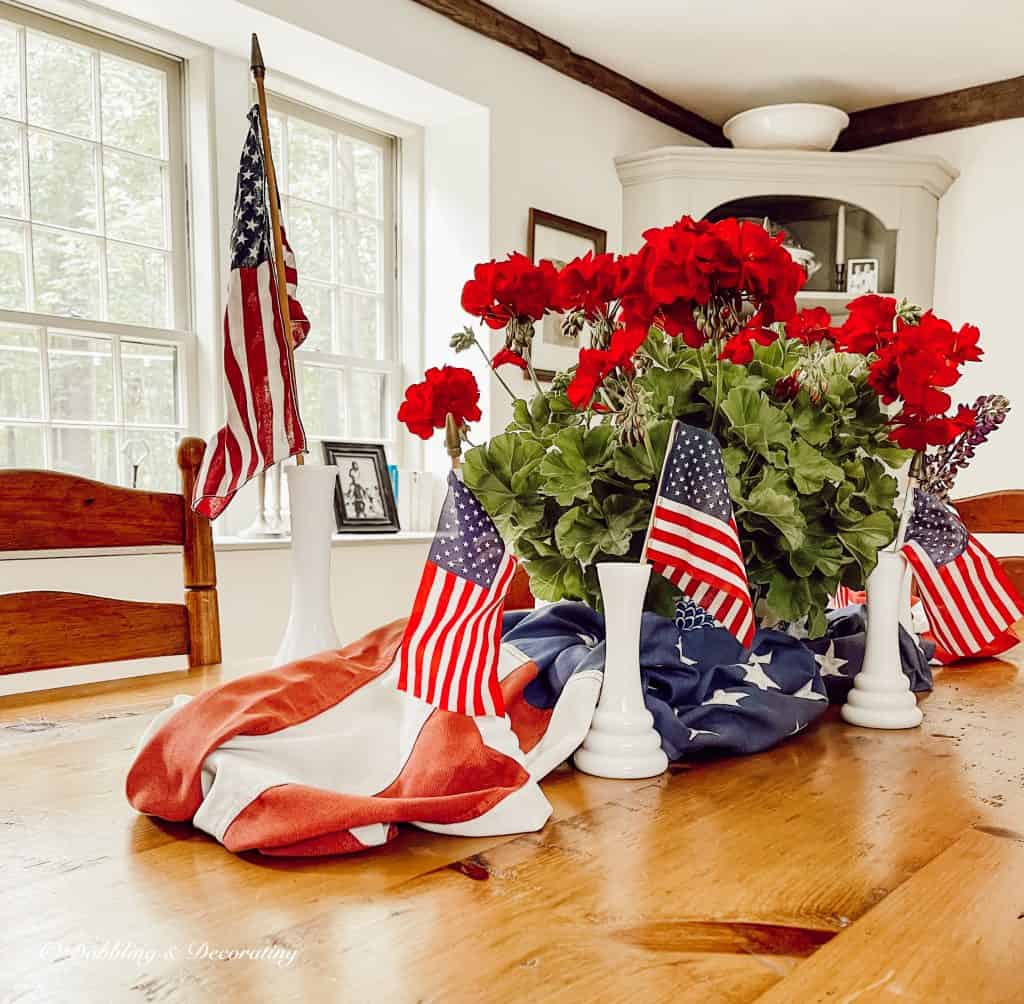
321,441,400,534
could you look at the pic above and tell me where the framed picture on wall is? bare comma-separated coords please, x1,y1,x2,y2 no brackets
527,208,608,381
321,442,400,534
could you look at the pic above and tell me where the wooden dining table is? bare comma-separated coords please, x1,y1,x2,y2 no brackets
1,642,1022,1004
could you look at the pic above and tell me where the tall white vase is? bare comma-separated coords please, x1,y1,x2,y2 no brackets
573,563,669,779
841,550,923,729
273,464,341,667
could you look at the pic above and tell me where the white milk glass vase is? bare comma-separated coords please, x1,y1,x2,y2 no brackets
273,464,341,667
573,562,669,779
840,550,923,729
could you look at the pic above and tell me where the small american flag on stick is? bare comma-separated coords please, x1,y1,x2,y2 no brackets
902,489,1023,659
643,421,756,647
192,105,309,519
397,474,520,716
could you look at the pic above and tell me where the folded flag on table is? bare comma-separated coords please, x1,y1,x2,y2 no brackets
901,489,1023,661
192,105,310,519
642,421,756,648
397,473,520,716
829,584,866,609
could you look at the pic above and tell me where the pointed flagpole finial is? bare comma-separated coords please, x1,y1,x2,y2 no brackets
250,33,265,77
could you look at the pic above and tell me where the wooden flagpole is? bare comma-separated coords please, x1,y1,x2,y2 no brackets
250,33,304,466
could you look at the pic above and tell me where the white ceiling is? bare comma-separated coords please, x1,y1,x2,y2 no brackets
493,0,1024,125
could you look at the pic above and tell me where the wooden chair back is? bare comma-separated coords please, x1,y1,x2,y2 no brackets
953,490,1024,597
0,438,221,676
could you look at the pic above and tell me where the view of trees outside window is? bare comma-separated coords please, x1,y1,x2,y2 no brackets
268,96,398,451
0,7,186,491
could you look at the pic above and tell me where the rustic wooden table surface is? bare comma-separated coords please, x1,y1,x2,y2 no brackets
0,645,1021,1004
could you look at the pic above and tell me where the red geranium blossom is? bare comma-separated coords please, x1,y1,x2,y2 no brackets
889,405,976,451
491,348,527,370
718,321,777,365
786,306,836,345
566,347,615,410
551,251,617,318
461,253,557,329
836,294,897,354
397,366,482,440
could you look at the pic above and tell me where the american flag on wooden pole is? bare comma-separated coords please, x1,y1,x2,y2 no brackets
191,104,309,519
642,421,756,647
901,489,1023,659
397,474,519,717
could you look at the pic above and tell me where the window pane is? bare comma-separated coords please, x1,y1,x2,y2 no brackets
337,136,381,217
350,370,385,439
287,117,331,205
100,54,164,158
26,31,96,139
268,112,284,190
0,121,24,217
123,429,177,491
0,424,44,467
106,244,168,327
339,293,379,358
288,202,333,282
338,216,379,291
29,131,98,232
103,150,165,247
299,364,344,437
0,23,21,120
52,425,116,481
297,282,332,353
0,222,27,310
121,340,178,425
48,332,114,421
33,228,101,318
0,327,42,419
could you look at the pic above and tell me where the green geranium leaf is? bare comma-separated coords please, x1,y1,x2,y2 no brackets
612,419,673,482
463,434,545,512
868,443,916,470
539,425,615,504
788,439,845,494
720,387,791,462
524,556,587,603
793,407,834,446
838,511,896,576
738,470,806,550
766,571,811,624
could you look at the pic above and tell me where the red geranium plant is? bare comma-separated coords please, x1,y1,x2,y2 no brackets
395,214,1004,637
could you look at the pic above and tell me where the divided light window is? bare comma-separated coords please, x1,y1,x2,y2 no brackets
0,3,188,491
267,95,398,452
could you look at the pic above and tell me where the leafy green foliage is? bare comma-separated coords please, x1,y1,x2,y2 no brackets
462,335,906,636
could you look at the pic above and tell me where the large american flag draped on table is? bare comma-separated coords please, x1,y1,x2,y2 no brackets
901,489,1023,659
192,106,309,519
397,474,519,717
643,421,756,648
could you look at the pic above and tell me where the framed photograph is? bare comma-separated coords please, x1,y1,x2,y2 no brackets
321,442,400,534
527,208,608,381
846,258,880,295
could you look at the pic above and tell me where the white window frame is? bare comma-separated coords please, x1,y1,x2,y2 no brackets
267,91,401,461
0,0,191,487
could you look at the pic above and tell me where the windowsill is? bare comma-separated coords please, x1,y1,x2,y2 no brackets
1,531,434,561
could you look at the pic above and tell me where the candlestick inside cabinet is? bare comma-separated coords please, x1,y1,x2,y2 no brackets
834,202,846,292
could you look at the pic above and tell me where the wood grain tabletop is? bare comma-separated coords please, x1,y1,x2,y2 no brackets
0,644,1021,1003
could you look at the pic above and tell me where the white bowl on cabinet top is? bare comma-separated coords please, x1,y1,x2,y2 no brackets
723,104,850,152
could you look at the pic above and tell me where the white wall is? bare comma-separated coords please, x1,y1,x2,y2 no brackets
870,120,1024,500
2,0,693,692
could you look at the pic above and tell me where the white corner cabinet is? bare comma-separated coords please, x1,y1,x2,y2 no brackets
616,147,958,315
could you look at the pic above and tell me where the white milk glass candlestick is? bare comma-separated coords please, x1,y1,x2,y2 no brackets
273,464,341,667
841,550,923,729
573,563,669,779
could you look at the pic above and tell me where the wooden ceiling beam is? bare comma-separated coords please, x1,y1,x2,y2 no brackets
408,0,727,147
837,75,1024,150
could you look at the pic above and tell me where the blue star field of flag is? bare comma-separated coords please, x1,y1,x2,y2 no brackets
229,106,271,271
661,423,733,523
429,474,505,588
906,489,968,566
